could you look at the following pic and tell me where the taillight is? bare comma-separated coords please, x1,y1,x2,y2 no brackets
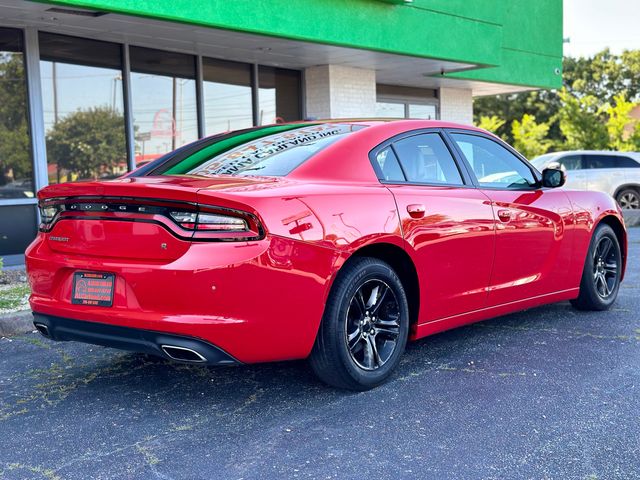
39,205,61,231
168,211,249,232
38,198,264,241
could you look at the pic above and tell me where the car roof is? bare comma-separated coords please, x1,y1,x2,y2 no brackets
545,150,640,158
297,118,483,130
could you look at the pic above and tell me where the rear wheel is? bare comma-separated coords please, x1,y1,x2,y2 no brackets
309,257,409,391
616,188,640,210
571,224,622,311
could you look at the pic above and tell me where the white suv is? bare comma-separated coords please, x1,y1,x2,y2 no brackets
531,151,640,209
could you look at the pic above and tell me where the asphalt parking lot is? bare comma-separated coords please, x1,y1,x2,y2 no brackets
1,228,639,480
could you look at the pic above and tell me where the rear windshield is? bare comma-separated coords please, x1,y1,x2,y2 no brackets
148,123,365,177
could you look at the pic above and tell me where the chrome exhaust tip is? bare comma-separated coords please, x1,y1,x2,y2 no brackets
161,345,207,363
34,322,51,338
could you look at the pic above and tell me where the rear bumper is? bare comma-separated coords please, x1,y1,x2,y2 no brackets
32,312,239,365
26,233,340,363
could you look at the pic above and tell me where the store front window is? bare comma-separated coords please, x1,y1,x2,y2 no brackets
376,84,438,121
203,57,253,136
130,47,198,165
0,27,36,257
40,33,127,183
408,103,436,119
258,66,301,125
375,101,405,118
0,28,33,199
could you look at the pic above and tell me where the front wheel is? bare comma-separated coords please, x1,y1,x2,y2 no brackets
571,223,622,311
309,257,410,391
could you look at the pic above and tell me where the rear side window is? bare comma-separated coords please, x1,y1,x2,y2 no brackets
392,133,463,185
374,147,405,182
615,156,640,168
584,155,617,169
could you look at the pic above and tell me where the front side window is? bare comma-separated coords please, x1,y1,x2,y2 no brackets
557,154,583,171
451,133,537,189
392,133,463,185
155,123,363,177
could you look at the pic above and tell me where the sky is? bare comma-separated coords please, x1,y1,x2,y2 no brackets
564,0,640,58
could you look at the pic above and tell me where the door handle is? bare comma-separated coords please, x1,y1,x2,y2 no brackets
407,204,426,218
497,209,511,222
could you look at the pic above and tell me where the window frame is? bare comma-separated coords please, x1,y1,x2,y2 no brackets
368,128,475,188
443,128,543,191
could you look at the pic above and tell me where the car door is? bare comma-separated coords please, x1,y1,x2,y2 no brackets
584,154,624,196
554,154,587,190
446,130,574,307
371,130,495,322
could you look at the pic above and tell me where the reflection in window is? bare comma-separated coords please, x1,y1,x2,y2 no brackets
0,28,33,199
452,133,536,189
375,102,405,118
130,47,198,164
258,66,301,125
203,58,253,136
40,33,126,184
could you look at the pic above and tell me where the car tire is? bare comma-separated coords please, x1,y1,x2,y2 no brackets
616,188,640,210
309,257,410,391
570,224,622,311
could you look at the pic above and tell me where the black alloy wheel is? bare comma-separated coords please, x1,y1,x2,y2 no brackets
310,257,410,390
571,223,622,311
345,279,401,371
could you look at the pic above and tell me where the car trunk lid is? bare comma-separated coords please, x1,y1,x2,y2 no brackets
38,175,277,261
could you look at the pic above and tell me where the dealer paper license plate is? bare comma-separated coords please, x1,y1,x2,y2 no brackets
72,272,115,307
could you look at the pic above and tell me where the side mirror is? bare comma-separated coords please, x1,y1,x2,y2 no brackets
541,167,566,188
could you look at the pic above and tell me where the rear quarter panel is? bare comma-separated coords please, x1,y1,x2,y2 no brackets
563,190,627,284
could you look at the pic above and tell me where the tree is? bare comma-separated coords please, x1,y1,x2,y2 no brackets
0,53,31,186
555,89,609,150
476,115,505,135
511,114,551,159
605,94,640,151
46,107,126,181
474,48,640,147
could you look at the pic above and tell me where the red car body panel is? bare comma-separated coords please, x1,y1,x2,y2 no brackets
25,120,628,364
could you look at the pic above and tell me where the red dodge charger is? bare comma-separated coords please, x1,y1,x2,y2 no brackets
26,120,627,390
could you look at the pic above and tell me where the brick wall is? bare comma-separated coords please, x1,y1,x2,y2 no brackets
304,65,376,119
439,87,473,125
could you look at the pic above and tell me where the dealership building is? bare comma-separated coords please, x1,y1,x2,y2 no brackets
0,0,562,263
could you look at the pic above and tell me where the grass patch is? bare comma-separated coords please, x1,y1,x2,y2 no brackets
0,284,30,310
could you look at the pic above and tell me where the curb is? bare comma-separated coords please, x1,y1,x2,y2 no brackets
0,311,34,337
